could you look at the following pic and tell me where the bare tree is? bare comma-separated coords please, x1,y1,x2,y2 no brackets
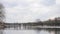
0,3,6,30
0,3,5,23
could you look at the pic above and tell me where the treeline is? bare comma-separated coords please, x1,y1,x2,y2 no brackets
35,17,60,26
22,17,60,26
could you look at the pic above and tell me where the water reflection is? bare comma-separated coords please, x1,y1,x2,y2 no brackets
0,28,60,34
3,29,50,34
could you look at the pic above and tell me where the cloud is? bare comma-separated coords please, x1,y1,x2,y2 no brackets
56,0,60,4
41,0,56,6
2,0,60,23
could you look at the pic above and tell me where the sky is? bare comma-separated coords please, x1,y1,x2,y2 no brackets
0,0,60,23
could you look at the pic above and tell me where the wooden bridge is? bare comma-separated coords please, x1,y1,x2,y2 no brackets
0,22,60,34
0,23,60,30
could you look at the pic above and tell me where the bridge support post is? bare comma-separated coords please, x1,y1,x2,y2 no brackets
21,24,24,30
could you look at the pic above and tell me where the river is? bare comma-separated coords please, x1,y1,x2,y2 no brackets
3,30,49,34
2,29,55,34
0,28,60,34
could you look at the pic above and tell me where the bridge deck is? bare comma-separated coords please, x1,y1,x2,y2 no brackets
32,26,60,28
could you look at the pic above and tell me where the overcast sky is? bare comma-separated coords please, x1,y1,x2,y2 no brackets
0,0,60,23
